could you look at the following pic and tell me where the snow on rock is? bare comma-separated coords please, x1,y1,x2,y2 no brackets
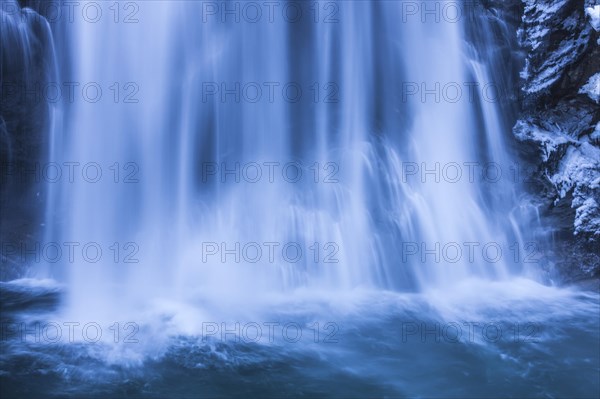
550,143,600,240
514,104,600,243
579,72,600,103
518,0,593,94
511,0,600,278
585,5,600,31
513,119,574,162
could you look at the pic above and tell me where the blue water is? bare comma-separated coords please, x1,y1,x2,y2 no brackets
1,1,599,397
1,278,599,398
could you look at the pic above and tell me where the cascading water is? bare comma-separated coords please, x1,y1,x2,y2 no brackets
2,1,598,397
51,0,527,313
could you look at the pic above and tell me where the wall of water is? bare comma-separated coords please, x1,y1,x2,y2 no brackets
43,1,535,319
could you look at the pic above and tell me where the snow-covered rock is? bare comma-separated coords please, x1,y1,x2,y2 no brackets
585,5,600,31
513,0,600,279
518,0,593,94
550,143,600,239
579,73,600,103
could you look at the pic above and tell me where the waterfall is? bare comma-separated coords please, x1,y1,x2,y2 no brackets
3,2,600,397
47,1,530,319
395,3,525,287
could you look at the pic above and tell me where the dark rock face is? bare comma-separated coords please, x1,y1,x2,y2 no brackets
0,0,56,280
513,0,600,281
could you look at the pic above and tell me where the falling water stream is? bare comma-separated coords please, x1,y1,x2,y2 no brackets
1,1,599,397
55,0,525,311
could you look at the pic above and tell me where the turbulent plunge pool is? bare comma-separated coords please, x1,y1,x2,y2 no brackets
1,278,599,397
